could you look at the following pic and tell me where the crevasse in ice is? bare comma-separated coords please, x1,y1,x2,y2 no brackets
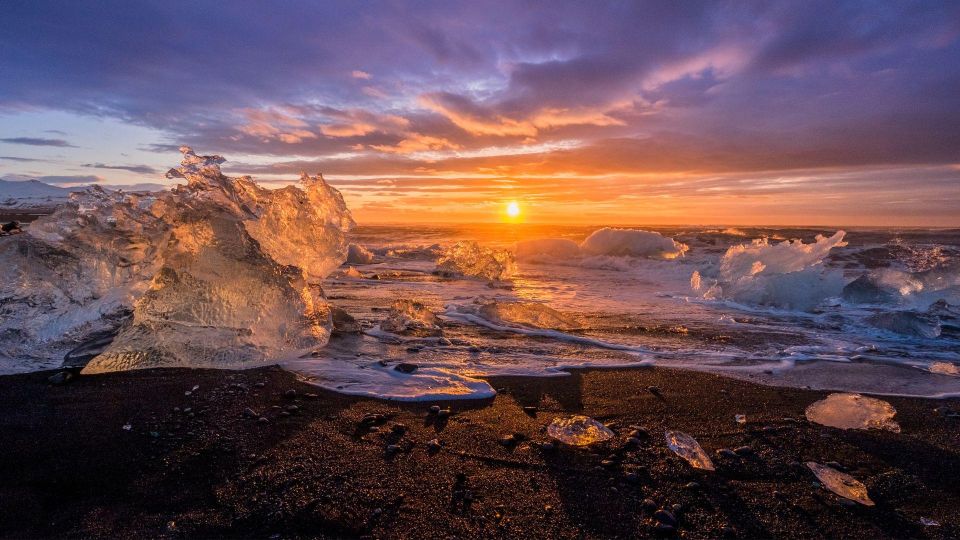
435,240,516,280
0,147,353,373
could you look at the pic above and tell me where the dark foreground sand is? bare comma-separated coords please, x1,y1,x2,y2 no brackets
1,366,958,539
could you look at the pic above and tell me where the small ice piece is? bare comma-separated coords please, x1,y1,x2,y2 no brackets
866,310,941,338
805,393,901,432
345,243,375,264
664,430,715,471
379,299,441,336
547,415,614,446
929,362,959,377
735,414,746,425
920,517,940,527
191,385,199,391
806,462,874,506
122,424,132,431
478,301,578,330
435,240,516,281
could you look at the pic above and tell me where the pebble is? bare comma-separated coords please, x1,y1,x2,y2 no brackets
385,444,400,456
258,417,269,424
428,405,441,414
647,386,662,396
285,405,299,413
254,382,265,388
427,439,442,451
280,411,290,417
733,445,754,456
684,481,700,490
47,371,74,385
391,423,408,434
283,389,297,399
654,523,676,535
540,442,556,452
468,345,481,353
654,509,677,526
716,448,738,458
626,437,643,447
641,498,657,512
243,407,258,418
394,362,418,373
522,406,538,415
437,409,451,418
624,472,641,484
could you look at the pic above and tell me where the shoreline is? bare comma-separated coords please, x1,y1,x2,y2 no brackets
1,365,958,538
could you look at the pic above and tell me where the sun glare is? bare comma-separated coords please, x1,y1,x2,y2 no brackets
506,201,521,218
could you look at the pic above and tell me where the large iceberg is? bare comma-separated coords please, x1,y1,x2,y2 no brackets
0,147,353,373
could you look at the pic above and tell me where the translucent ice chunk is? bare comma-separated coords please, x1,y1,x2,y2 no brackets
478,301,578,330
547,415,614,446
379,299,441,335
806,462,874,506
866,310,941,338
435,240,516,281
346,243,375,264
345,266,363,278
665,430,715,470
805,393,901,432
929,362,960,376
579,228,688,259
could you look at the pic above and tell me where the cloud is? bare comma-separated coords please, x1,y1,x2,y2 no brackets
370,133,461,154
0,156,48,162
82,162,158,174
351,70,372,79
0,137,76,147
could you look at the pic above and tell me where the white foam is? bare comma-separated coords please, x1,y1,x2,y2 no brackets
580,228,688,259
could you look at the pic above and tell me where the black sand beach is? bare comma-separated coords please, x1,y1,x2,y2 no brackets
1,366,958,539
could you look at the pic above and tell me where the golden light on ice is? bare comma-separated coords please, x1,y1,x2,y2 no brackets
506,201,521,217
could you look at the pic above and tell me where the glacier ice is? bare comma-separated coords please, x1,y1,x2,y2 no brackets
379,299,441,336
547,415,614,446
477,301,578,330
346,243,375,264
435,240,516,281
0,147,353,373
866,310,941,338
805,393,901,432
806,462,874,506
664,430,715,471
514,238,581,262
692,231,847,311
579,228,688,259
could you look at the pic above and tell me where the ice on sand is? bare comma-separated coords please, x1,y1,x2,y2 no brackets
805,393,901,432
1,146,353,373
665,430,715,470
547,415,614,446
435,240,516,281
806,462,874,506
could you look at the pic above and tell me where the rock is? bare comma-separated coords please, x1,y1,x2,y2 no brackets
427,439,442,452
641,498,657,512
283,389,297,399
716,448,739,458
647,386,662,396
391,423,408,434
733,446,754,456
385,444,400,456
654,523,676,535
394,362,418,374
654,509,677,526
523,406,538,415
47,371,74,385
331,307,362,334
624,472,641,484
437,408,451,418
684,481,700,490
540,442,556,452
428,405,441,414
500,435,518,447
243,407,258,418
253,382,265,388
626,437,642,447
285,405,299,413
258,417,269,424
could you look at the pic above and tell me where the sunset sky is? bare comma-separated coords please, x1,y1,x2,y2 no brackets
2,1,959,226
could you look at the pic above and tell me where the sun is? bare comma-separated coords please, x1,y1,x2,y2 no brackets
506,201,521,218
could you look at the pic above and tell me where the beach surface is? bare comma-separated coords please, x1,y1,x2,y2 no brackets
1,366,958,539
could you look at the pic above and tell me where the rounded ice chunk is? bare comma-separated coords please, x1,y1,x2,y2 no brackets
547,415,614,446
805,393,901,432
806,462,874,506
664,430,715,470
579,228,688,259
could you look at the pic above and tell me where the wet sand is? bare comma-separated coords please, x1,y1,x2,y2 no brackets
1,366,958,539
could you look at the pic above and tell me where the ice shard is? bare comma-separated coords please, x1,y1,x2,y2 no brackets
805,393,901,432
547,415,614,446
0,147,353,373
665,430,715,471
806,462,874,506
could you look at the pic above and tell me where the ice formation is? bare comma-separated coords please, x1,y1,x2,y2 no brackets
692,231,847,310
346,243,375,264
0,147,353,373
435,240,516,280
806,462,874,506
866,310,941,338
579,228,688,259
547,415,615,446
804,393,901,432
664,430,715,471
379,299,441,336
477,301,578,330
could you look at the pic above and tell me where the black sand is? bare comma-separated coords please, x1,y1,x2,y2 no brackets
1,366,958,539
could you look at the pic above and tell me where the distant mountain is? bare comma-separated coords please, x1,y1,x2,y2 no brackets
0,179,84,210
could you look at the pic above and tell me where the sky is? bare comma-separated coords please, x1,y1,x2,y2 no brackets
2,1,959,226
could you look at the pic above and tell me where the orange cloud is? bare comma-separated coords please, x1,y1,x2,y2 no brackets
370,133,462,154
237,107,317,143
351,70,372,79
